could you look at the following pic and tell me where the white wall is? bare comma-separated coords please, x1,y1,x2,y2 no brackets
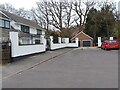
42,31,45,35
50,44,66,50
50,36,78,50
11,21,21,30
66,38,78,47
10,32,46,57
98,37,102,47
30,27,37,34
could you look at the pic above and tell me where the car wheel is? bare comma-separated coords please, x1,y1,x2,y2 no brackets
105,47,108,51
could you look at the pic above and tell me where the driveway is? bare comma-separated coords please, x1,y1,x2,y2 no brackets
2,48,118,88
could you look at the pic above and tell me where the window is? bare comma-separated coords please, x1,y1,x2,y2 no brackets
5,20,10,28
0,19,3,27
108,40,117,44
0,19,10,29
35,40,40,44
37,29,42,35
21,25,30,33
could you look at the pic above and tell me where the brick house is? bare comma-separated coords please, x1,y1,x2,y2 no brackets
71,31,93,47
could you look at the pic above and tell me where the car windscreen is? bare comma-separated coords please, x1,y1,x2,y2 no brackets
108,40,117,44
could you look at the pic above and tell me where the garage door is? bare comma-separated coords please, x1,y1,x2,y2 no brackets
83,41,90,47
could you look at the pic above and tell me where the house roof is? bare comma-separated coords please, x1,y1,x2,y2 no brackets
70,26,84,37
1,10,42,29
0,11,10,20
71,31,93,40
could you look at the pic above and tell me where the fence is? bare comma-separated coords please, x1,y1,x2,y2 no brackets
50,36,78,50
10,32,46,58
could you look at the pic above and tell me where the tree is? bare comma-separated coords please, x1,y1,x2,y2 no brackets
31,1,51,37
85,2,116,43
49,0,66,32
85,7,98,41
72,0,96,31
0,3,33,20
63,2,75,28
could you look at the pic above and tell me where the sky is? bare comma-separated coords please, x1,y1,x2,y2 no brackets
0,0,120,10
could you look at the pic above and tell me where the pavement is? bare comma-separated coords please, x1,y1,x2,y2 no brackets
2,47,118,88
1,48,73,80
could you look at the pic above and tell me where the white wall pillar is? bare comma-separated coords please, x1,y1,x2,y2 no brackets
58,37,61,44
40,35,46,45
50,36,53,45
75,38,78,46
64,38,69,44
10,32,19,57
110,37,113,40
98,37,102,47
10,32,18,46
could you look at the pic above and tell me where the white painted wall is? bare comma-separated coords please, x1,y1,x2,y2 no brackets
50,36,78,50
98,37,102,47
42,31,45,35
11,21,21,30
110,37,113,40
67,38,78,47
30,27,37,34
50,43,66,50
10,32,46,57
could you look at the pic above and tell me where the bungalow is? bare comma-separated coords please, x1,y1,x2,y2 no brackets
0,10,46,60
71,31,93,47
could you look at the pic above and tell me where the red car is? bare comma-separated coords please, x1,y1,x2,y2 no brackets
101,40,119,50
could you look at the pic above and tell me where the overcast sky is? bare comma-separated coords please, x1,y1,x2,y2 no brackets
0,0,120,10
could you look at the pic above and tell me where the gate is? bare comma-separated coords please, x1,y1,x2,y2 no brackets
46,38,51,50
1,41,12,64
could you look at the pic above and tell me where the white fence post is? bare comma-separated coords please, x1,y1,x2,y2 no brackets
10,32,19,57
75,38,78,47
110,37,113,40
65,38,69,44
58,37,61,44
40,35,46,45
50,36,53,45
98,37,102,47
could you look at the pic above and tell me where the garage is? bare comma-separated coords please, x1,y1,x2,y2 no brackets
83,41,91,47
71,31,93,47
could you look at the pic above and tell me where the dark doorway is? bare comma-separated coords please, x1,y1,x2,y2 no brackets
46,38,50,51
83,41,90,47
78,41,81,47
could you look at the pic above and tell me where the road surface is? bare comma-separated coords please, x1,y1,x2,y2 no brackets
2,48,118,88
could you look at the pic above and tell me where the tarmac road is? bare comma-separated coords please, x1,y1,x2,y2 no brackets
2,48,118,88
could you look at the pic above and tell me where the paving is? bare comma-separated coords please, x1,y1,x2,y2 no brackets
1,48,73,80
2,47,118,88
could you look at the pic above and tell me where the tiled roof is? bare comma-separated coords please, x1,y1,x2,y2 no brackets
1,10,42,29
0,11,10,20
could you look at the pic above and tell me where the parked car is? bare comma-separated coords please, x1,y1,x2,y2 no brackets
101,40,119,50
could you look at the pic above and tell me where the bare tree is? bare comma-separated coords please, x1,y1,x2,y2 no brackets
72,0,96,31
49,0,66,31
32,1,51,31
63,2,75,28
0,3,33,20
0,3,17,13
